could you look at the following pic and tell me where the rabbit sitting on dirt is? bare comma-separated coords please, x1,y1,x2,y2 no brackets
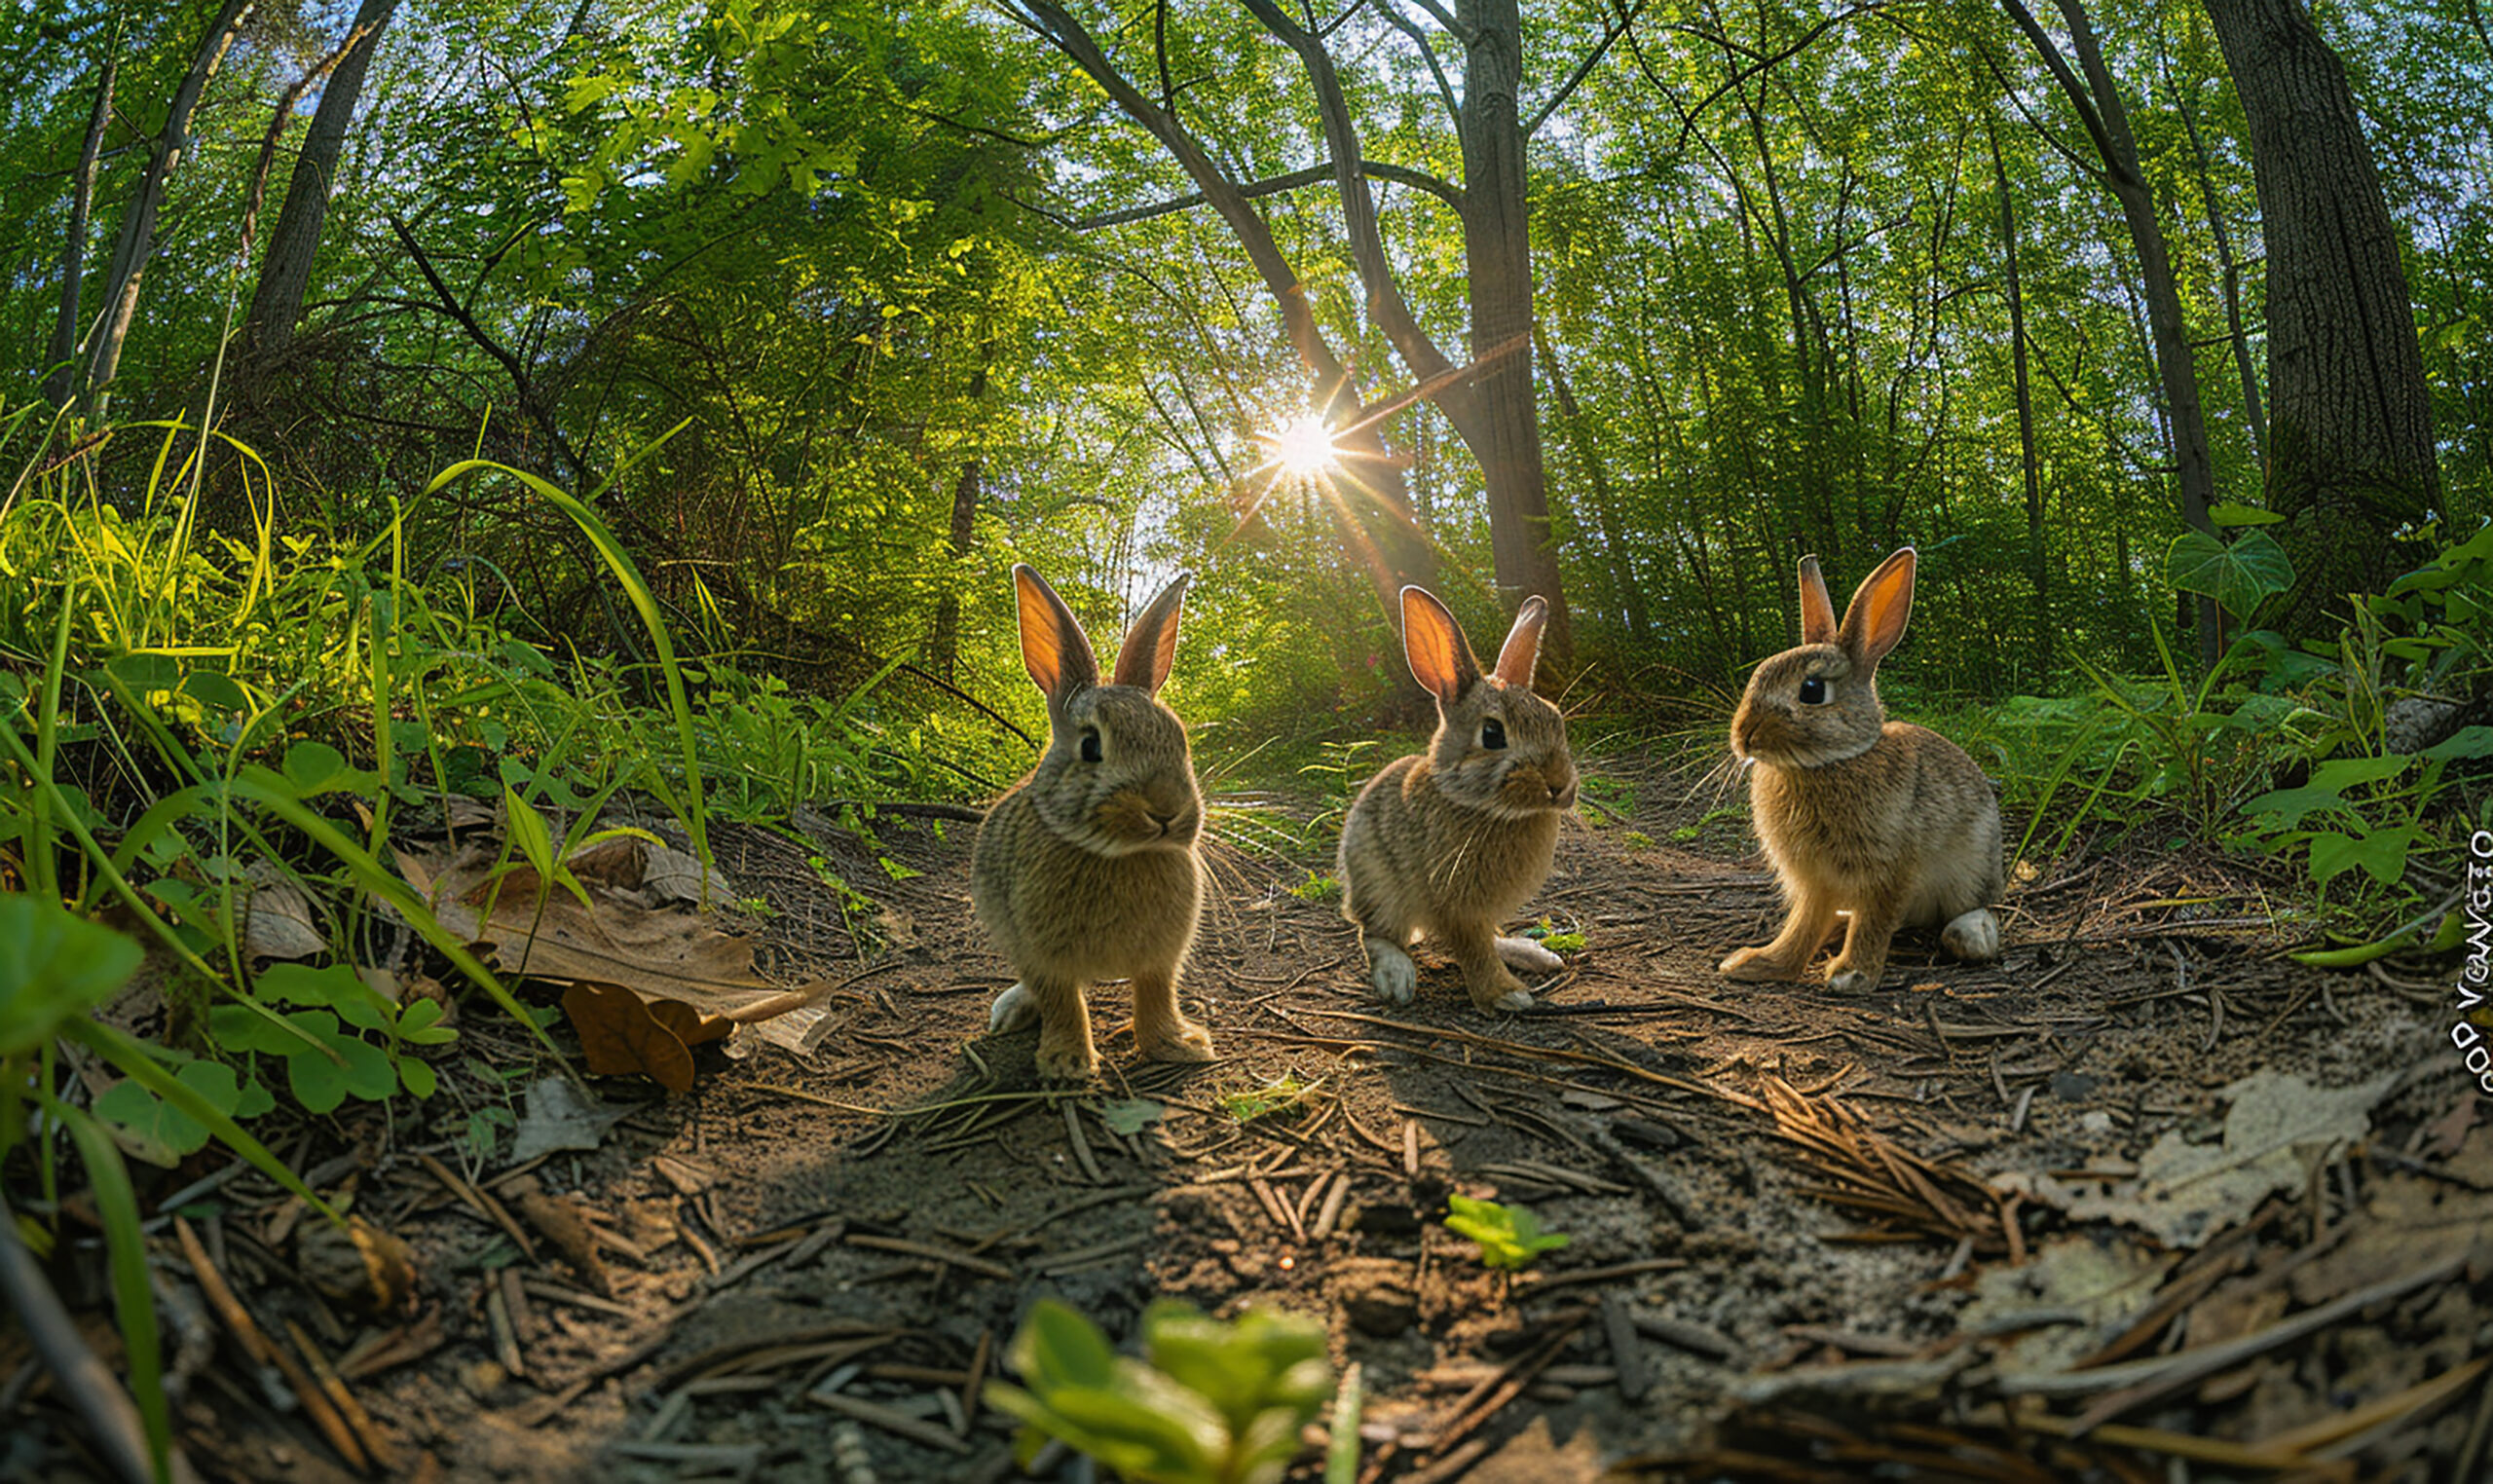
1339,586,1578,1014
1720,547,2003,992
974,565,1212,1081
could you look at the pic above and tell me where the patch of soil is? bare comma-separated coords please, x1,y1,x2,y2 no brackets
12,761,2488,1483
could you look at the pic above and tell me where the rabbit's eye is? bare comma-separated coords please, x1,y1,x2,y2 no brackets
1079,729,1102,763
1799,678,1829,706
1480,719,1507,751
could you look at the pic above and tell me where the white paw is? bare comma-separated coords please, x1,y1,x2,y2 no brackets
988,982,1038,1032
1495,935,1564,973
1370,946,1418,1005
1826,969,1874,994
1491,989,1535,1013
1943,909,2002,962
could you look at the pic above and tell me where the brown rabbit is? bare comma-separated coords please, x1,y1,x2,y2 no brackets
1338,587,1578,1014
973,565,1212,1081
1720,547,2003,992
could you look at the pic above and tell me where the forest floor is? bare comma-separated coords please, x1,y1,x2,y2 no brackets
28,755,2493,1483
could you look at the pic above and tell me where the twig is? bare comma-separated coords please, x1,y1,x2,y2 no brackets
0,1195,201,1484
175,1218,366,1470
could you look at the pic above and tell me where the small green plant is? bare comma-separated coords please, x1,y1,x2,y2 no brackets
988,1298,1333,1484
1619,829,1654,850
1444,1193,1570,1270
1285,871,1340,903
1218,1072,1321,1124
1526,917,1585,954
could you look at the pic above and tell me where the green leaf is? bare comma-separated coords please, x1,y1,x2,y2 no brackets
2308,826,2424,888
400,1058,438,1099
1444,1193,1571,1271
2206,501,2286,527
106,651,181,693
93,1060,242,1166
51,1100,172,1479
0,895,143,1057
2167,529,2293,620
282,740,351,796
1097,1097,1165,1136
1008,1298,1118,1392
2424,725,2493,761
180,670,250,713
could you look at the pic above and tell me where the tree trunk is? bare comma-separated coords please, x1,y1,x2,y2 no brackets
2003,0,2220,664
928,355,989,681
45,52,117,410
246,0,399,356
1989,123,2053,677
83,0,255,421
2202,0,2438,632
1456,0,1572,664
2175,94,2266,461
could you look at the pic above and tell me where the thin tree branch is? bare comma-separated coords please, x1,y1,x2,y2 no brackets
1525,0,1651,139
1071,157,1463,229
1996,0,2130,185
1373,0,1464,127
1663,0,1889,154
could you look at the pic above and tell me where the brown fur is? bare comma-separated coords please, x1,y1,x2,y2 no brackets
1339,589,1577,1012
1722,549,2003,991
971,567,1210,1079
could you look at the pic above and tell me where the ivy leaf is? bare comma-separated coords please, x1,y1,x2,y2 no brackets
2168,529,2293,620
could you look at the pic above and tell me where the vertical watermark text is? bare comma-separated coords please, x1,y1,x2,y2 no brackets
2455,830,2493,1095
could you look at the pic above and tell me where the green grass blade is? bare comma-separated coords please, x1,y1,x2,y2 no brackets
48,1097,170,1482
1326,1362,1362,1484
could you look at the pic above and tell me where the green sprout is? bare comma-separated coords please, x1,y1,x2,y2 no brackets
1444,1194,1571,1271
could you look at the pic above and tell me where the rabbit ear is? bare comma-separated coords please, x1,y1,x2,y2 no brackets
1014,565,1099,702
1492,596,1549,689
1111,570,1192,694
1839,546,1916,665
1797,554,1839,646
1400,585,1481,706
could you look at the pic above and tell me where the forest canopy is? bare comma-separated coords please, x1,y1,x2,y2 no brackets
1,0,2486,763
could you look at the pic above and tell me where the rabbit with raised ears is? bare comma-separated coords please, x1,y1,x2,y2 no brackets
1338,587,1578,1014
1720,547,2003,992
973,565,1213,1081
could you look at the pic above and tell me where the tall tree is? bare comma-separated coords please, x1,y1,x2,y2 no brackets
1003,0,1612,661
246,0,401,356
1998,0,2221,664
44,43,116,410
81,0,255,421
2201,0,2439,631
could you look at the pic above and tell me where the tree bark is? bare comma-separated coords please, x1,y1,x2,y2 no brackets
83,0,255,421
929,354,990,681
2202,0,2438,632
45,51,117,410
1989,122,2053,676
2002,0,2220,664
1456,0,1573,663
246,0,399,356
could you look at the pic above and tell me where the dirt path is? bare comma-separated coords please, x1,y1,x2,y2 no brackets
76,764,2490,1482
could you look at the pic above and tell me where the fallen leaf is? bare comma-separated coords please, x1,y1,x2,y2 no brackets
510,1076,628,1161
391,841,829,1054
562,981,725,1093
1098,1097,1166,1135
2049,1070,2400,1247
242,865,326,960
642,845,733,906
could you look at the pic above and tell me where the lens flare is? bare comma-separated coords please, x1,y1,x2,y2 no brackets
1270,414,1340,476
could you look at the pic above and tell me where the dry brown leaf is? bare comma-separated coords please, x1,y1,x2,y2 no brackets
642,845,732,905
242,865,326,960
562,981,726,1093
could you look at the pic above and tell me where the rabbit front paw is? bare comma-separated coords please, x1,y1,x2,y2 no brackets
1488,988,1535,1013
1034,1034,1099,1083
989,982,1038,1032
1139,1019,1217,1063
1824,965,1879,993
1495,935,1564,974
1719,946,1803,982
1369,945,1418,1004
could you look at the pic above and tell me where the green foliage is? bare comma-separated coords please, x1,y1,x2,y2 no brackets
988,1298,1332,1484
1286,872,1341,903
1217,1073,1321,1125
1444,1194,1571,1270
2167,529,2294,623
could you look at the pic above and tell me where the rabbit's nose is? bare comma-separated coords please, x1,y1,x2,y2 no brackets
1147,809,1178,835
1550,778,1577,808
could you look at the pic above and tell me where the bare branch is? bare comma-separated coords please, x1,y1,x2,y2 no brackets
1664,0,1889,155
1240,0,1467,404
1071,157,1462,228
1373,0,1463,127
1525,0,1651,139
1996,0,2129,184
